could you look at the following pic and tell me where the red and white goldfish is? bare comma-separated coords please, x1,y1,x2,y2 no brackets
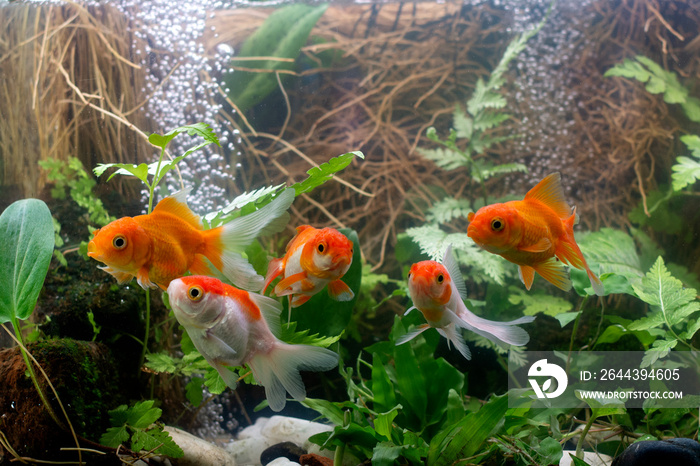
398,245,534,360
167,275,338,412
88,188,294,291
263,226,354,313
467,173,604,296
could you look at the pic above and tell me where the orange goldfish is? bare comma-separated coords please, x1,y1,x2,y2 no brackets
263,226,354,313
167,275,338,412
398,245,534,360
87,188,294,291
467,173,604,296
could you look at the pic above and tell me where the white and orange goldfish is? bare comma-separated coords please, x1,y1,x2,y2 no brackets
467,173,604,296
87,188,294,291
263,226,354,314
398,245,534,360
167,275,338,412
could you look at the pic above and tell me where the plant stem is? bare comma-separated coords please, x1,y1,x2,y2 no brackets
12,317,64,430
576,413,595,459
139,289,151,372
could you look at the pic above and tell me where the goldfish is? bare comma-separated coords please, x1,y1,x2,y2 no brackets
167,275,338,412
263,226,354,315
88,188,294,291
467,173,604,296
398,245,534,360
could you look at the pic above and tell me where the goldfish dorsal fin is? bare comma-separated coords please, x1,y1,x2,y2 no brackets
248,292,283,338
524,173,571,219
153,188,202,229
442,244,468,300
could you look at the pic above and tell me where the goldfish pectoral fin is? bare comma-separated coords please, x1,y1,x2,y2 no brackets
290,294,311,308
210,361,239,390
518,265,536,290
263,258,284,295
136,269,158,290
518,237,552,253
437,325,471,360
523,172,572,219
532,258,572,292
248,342,338,412
274,272,308,296
189,254,218,277
99,266,134,285
328,280,354,302
395,324,431,346
248,293,283,337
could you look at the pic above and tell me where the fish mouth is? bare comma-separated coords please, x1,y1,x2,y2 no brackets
87,241,101,260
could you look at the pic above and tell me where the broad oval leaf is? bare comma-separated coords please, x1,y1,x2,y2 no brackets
0,199,55,323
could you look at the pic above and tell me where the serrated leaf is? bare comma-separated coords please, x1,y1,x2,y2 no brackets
508,287,573,317
473,111,510,131
416,147,468,171
575,228,644,282
204,184,285,223
681,98,700,122
99,425,130,448
452,106,473,139
127,400,162,429
145,352,178,374
426,197,473,224
131,428,184,458
280,321,343,347
671,156,700,191
290,151,363,195
472,161,527,182
632,256,698,327
640,339,677,367
681,134,700,157
204,367,228,394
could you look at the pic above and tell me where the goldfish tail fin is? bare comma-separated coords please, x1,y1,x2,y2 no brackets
204,189,295,291
450,304,535,347
248,342,338,412
557,210,604,296
395,323,430,346
436,324,472,360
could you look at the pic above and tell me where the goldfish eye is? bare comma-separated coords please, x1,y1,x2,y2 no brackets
187,285,204,302
112,235,127,250
317,243,325,253
437,274,444,284
490,218,505,232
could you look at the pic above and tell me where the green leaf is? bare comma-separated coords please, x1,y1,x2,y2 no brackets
681,98,700,122
204,184,285,224
148,123,219,150
290,152,364,196
640,339,677,367
185,377,204,407
427,394,508,465
452,106,473,139
473,161,527,181
0,199,55,323
131,428,184,458
671,156,700,191
279,321,343,347
145,352,178,374
568,453,594,466
681,134,700,157
632,256,699,327
126,400,162,429
426,197,473,224
507,287,573,317
301,398,346,426
94,162,150,184
374,407,400,440
416,147,468,171
99,425,130,448
204,367,228,395
555,312,580,328
534,437,563,465
224,4,328,114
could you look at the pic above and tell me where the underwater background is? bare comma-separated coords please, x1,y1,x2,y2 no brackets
1,0,700,464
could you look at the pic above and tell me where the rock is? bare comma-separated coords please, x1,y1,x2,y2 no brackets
0,339,122,463
164,426,237,466
261,442,307,465
266,458,301,466
560,450,613,466
300,453,335,466
612,438,700,466
226,416,360,466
